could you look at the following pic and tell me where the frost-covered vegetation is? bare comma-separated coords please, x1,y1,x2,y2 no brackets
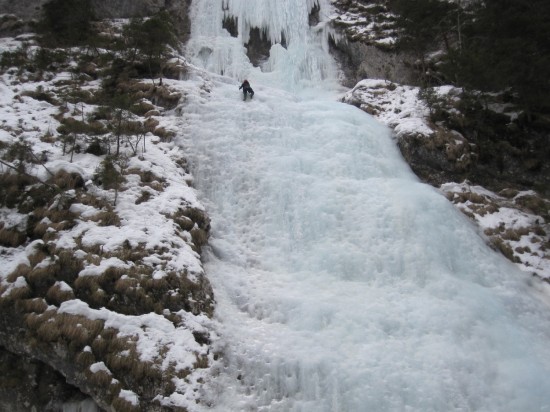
0,2,215,410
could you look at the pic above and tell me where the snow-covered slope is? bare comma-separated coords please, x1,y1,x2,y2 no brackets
0,33,215,410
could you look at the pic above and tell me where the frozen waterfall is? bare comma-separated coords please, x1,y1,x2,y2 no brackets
178,0,550,411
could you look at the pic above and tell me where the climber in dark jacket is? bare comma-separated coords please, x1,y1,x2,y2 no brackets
239,79,254,101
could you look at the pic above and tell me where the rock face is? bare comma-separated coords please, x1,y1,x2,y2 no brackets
329,37,417,87
329,0,417,87
0,347,89,412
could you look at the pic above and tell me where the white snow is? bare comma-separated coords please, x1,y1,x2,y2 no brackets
119,389,139,406
342,78,434,138
89,361,111,374
78,258,130,278
59,299,203,369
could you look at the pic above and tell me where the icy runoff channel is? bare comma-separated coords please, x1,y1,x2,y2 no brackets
176,0,550,411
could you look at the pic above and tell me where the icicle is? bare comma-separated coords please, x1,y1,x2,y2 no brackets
186,0,338,89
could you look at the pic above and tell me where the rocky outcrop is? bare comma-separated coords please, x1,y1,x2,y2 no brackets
329,39,417,87
0,347,95,412
329,0,417,87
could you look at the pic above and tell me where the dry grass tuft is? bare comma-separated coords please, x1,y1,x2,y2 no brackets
0,227,26,247
113,241,150,264
193,354,209,369
111,395,141,412
26,261,58,292
55,249,83,283
114,276,139,294
36,319,62,342
135,190,152,204
515,194,550,219
7,264,31,282
27,243,49,267
89,209,121,227
153,127,176,142
76,349,96,368
173,216,194,232
491,238,520,263
501,227,531,242
91,329,134,359
77,192,111,210
1,279,31,301
106,351,136,371
24,308,55,330
48,170,85,190
16,297,48,314
190,227,208,252
88,368,112,388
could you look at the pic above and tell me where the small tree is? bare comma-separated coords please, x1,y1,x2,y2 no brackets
122,11,178,85
93,155,128,206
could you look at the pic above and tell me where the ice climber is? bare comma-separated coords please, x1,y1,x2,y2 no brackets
239,80,254,101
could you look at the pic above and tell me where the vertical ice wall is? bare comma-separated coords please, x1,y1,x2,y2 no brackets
185,0,338,88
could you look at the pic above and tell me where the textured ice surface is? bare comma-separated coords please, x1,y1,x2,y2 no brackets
179,1,550,411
